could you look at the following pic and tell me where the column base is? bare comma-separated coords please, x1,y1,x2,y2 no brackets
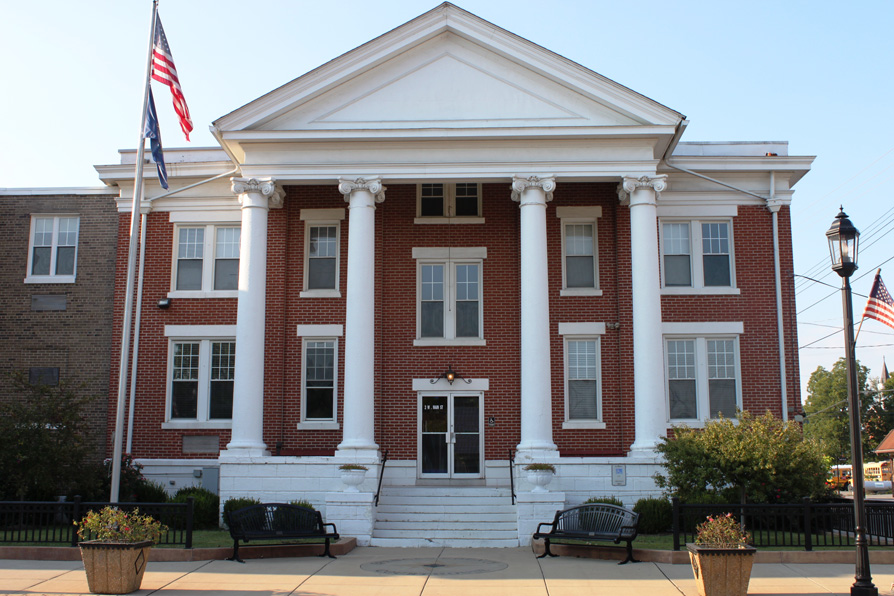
626,443,661,460
335,441,380,460
515,444,559,463
220,446,270,460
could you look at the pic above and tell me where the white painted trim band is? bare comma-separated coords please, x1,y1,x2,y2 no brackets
296,324,344,337
558,322,606,335
662,322,744,335
164,325,238,337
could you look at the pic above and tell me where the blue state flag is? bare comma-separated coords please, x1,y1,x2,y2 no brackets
144,88,169,189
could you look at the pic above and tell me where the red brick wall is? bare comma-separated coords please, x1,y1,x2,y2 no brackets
114,184,799,461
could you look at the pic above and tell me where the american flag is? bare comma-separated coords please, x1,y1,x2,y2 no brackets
151,14,193,141
862,271,894,330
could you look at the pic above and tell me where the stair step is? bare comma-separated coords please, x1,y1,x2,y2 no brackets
372,528,519,539
378,496,512,505
374,521,516,531
368,537,520,548
376,512,517,523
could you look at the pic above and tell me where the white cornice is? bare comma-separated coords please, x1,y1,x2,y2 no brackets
0,187,118,196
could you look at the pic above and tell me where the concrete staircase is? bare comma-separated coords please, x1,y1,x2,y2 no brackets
370,485,519,547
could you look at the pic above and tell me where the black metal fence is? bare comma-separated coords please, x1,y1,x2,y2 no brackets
0,497,194,548
672,497,894,551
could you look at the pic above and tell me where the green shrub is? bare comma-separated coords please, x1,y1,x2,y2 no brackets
223,497,263,524
633,497,672,533
134,480,169,503
289,499,316,510
172,486,220,530
584,496,625,507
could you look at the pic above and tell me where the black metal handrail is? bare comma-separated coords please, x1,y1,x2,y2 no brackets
508,449,516,505
0,497,194,548
374,449,389,506
672,497,894,551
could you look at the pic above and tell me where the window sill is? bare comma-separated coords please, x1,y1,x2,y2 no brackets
668,418,739,429
25,275,75,284
296,421,340,431
413,338,487,347
162,421,232,430
413,217,485,225
661,287,741,296
560,288,603,297
299,289,342,298
562,421,606,430
167,290,239,299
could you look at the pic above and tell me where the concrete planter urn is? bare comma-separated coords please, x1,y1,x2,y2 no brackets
339,464,368,492
79,541,153,595
687,543,756,596
524,464,555,493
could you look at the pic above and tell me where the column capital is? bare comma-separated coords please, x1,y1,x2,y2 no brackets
338,177,386,203
231,177,284,208
511,175,556,203
618,175,667,205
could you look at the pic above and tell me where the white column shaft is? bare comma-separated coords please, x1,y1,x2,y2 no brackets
337,178,383,455
513,176,557,460
624,176,667,455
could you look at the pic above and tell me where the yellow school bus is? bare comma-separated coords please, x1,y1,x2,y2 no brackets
863,461,892,483
827,465,852,491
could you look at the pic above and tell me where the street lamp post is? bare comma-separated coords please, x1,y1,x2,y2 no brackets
826,208,877,596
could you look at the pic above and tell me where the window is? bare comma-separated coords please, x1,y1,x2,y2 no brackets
665,334,740,422
300,209,344,297
559,322,605,428
660,220,735,292
26,215,79,283
556,207,602,296
164,325,236,428
302,339,337,422
172,225,240,295
413,248,486,346
415,183,483,222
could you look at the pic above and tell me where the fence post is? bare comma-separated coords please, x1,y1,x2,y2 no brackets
802,497,812,551
185,496,194,549
70,496,81,547
672,497,680,551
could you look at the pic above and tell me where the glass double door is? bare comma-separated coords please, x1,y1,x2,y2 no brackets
419,393,482,478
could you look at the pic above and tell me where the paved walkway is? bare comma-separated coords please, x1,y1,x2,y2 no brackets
3,547,894,596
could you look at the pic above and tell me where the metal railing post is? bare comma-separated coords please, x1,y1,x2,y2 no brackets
71,496,82,547
672,497,680,551
803,497,813,551
185,497,194,549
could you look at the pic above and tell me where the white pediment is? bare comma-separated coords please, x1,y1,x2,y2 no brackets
217,4,682,137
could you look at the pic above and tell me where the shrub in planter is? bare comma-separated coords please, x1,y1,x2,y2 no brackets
289,499,316,510
222,497,262,528
633,497,673,534
584,496,625,507
172,486,219,530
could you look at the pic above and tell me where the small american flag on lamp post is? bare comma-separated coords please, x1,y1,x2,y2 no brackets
862,271,894,330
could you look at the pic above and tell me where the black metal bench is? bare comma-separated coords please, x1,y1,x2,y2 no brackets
533,503,640,564
225,503,339,562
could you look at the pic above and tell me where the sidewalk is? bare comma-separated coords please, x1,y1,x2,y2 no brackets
2,547,893,596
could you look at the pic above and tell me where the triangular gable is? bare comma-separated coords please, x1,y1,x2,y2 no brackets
876,428,894,455
214,3,682,136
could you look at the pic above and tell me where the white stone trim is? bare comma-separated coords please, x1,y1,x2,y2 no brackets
300,208,346,221
296,324,344,337
412,247,487,259
161,421,233,430
558,322,606,335
165,325,238,337
167,290,239,299
413,378,490,391
555,206,603,218
413,338,487,347
414,217,486,225
661,322,744,335
656,205,738,217
169,211,242,223
296,421,340,430
299,289,342,298
661,287,741,296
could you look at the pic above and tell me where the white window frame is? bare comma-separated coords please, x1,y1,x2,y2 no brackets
413,247,486,346
659,217,739,295
296,324,343,430
169,224,241,298
414,183,485,224
557,207,602,297
300,208,345,298
662,322,743,427
25,215,80,284
559,322,605,429
162,325,236,430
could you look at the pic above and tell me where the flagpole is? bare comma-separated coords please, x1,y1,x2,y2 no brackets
853,267,880,345
111,0,159,503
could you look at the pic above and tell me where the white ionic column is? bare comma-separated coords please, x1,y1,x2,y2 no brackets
336,177,384,457
621,175,668,457
512,176,558,461
224,178,283,457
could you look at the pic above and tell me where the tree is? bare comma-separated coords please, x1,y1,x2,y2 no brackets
864,375,894,456
654,410,828,503
0,372,96,500
803,358,871,463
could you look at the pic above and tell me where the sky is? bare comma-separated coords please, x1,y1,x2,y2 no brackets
3,0,894,401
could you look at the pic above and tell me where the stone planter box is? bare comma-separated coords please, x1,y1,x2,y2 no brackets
687,543,756,596
79,540,153,594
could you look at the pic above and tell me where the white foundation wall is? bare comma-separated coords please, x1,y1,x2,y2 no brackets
135,459,220,498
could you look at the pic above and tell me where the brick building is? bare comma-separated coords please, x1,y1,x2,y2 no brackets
93,4,812,545
0,188,119,461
